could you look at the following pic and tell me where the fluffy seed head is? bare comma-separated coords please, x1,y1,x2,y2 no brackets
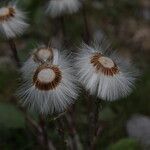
21,46,59,79
47,0,81,17
126,115,150,147
18,50,78,114
0,4,29,38
33,48,54,63
75,42,138,101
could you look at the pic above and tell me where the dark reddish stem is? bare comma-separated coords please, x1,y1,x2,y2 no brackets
86,93,102,150
82,3,91,44
59,16,66,38
89,100,101,150
8,39,21,67
39,115,56,150
65,107,82,150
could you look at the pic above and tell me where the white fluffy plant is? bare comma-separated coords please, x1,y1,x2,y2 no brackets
18,47,79,115
21,45,59,79
0,2,29,39
47,0,81,17
75,41,138,101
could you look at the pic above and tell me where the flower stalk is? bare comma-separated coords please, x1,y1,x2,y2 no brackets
8,39,21,67
82,3,91,44
39,115,56,150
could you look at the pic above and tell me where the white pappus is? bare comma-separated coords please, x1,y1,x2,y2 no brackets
21,45,59,79
75,42,138,101
47,0,81,17
0,3,29,39
18,49,79,115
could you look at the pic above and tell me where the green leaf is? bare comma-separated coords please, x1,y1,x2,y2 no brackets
100,107,116,121
0,102,25,128
108,138,141,150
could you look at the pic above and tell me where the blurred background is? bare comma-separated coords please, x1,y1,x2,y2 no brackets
0,0,150,149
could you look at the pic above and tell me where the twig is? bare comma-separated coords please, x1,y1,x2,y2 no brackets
53,111,67,121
